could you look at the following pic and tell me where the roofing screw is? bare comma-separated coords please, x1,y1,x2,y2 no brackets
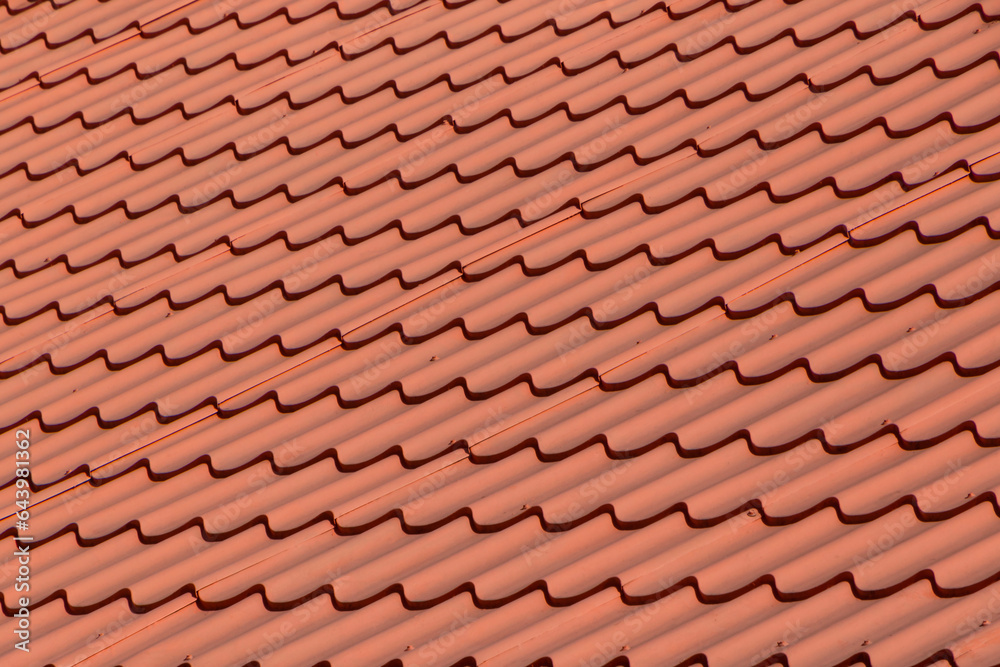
405,645,414,651
521,504,529,510
746,509,758,518
861,640,870,646
429,355,438,361
982,620,991,627
906,327,914,333
880,419,889,426
776,640,787,647
967,493,975,499
621,645,630,652
768,334,777,340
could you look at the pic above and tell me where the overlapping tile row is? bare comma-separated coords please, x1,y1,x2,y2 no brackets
6,429,1000,597
2,0,1000,665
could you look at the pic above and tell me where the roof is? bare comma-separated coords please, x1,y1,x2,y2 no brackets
1,0,1000,664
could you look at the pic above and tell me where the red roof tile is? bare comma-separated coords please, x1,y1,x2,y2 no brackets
2,0,1000,664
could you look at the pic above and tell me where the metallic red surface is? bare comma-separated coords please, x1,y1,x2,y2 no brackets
1,0,1000,664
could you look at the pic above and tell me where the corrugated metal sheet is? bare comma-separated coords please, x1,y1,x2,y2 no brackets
2,0,1000,664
